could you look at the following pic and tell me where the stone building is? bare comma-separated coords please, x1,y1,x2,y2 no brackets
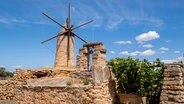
0,42,116,104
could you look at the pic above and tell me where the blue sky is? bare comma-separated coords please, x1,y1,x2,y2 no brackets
0,0,184,71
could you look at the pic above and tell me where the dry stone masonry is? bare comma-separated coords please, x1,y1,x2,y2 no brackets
0,42,116,104
0,79,16,100
77,42,106,71
160,63,184,104
76,47,89,70
15,81,115,104
54,28,75,68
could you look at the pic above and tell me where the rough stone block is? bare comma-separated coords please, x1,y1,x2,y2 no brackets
92,66,103,85
102,66,111,82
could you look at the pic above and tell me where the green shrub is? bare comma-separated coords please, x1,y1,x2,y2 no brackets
66,80,72,86
108,57,164,104
83,77,90,85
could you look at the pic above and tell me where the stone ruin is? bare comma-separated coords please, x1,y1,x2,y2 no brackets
0,42,116,104
160,63,184,104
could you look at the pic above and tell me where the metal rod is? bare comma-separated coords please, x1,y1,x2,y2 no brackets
42,13,67,30
41,32,66,44
72,20,93,30
67,31,70,67
72,32,87,43
68,3,71,28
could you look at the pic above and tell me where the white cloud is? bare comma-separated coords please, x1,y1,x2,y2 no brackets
93,0,163,28
161,57,183,63
140,49,156,56
159,47,169,51
106,18,124,29
165,40,171,43
161,59,177,63
0,16,10,24
11,65,22,69
12,18,26,23
142,44,153,48
177,56,183,60
0,65,5,68
135,31,160,43
44,66,51,68
130,51,140,56
114,40,132,45
119,51,129,55
160,51,166,54
0,16,26,24
119,51,140,56
174,51,180,54
110,51,115,54
119,49,155,57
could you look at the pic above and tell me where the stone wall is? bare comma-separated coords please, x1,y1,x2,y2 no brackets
0,63,114,103
76,42,106,71
0,79,16,100
118,94,144,104
76,47,89,70
15,81,115,104
92,43,106,67
13,51,115,104
0,42,116,103
160,63,184,104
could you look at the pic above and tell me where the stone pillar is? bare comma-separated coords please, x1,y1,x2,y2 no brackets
92,44,106,67
76,47,88,70
54,29,74,68
92,44,110,85
160,64,184,104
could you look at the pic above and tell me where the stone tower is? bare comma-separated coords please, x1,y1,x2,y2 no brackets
54,27,74,68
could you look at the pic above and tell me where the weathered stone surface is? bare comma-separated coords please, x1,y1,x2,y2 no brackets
160,63,184,104
92,66,104,85
0,42,116,104
76,47,88,70
15,81,115,104
54,28,75,68
103,66,111,82
0,79,16,100
76,42,107,71
119,94,143,104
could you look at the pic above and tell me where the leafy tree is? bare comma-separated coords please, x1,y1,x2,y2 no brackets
0,67,6,77
0,67,14,78
108,57,164,104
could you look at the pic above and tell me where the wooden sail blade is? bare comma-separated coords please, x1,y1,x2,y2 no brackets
72,32,87,43
72,20,93,31
67,31,71,66
68,3,71,28
71,34,74,44
42,13,67,30
41,31,67,44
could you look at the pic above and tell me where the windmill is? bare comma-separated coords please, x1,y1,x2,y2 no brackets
41,3,93,68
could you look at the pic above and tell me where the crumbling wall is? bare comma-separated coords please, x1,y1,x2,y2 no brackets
0,79,16,100
92,43,106,67
160,63,184,104
0,42,116,103
76,42,107,71
15,81,115,104
76,47,89,70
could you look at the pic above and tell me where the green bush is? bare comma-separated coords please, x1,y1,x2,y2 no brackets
0,67,13,78
66,80,73,86
0,67,6,77
83,77,90,85
108,57,164,104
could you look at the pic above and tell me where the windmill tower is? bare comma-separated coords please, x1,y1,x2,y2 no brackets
41,3,93,68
